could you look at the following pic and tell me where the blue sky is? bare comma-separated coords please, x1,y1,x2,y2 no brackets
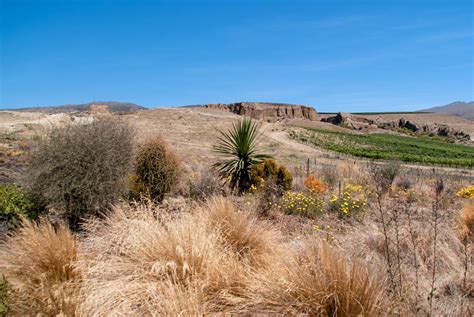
1,0,472,111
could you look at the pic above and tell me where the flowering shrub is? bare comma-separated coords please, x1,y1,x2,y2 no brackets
278,191,325,218
456,185,474,199
329,184,367,217
304,175,327,194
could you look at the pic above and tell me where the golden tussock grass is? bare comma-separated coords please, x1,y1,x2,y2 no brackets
238,240,388,316
1,197,390,315
0,220,78,316
459,201,474,242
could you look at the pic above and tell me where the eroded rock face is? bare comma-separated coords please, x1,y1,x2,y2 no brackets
201,102,318,121
322,113,471,140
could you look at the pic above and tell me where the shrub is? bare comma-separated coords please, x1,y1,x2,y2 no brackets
279,191,326,218
304,174,327,194
132,137,180,202
320,164,339,188
187,169,223,201
396,175,415,191
0,220,79,315
329,184,367,218
250,159,293,191
456,185,474,199
370,160,401,194
0,184,38,226
213,118,270,194
26,117,134,229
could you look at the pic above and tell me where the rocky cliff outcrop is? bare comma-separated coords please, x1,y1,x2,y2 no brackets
322,112,471,141
199,102,317,121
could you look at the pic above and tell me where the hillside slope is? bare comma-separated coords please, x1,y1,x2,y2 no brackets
418,101,474,120
9,101,146,114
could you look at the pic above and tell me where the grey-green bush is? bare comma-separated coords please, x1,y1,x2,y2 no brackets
26,117,134,230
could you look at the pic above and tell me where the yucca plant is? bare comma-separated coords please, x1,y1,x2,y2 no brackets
213,117,271,194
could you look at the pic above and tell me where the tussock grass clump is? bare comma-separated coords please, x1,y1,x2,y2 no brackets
242,240,388,316
132,137,180,202
200,197,282,267
459,202,474,241
0,220,78,315
77,198,269,315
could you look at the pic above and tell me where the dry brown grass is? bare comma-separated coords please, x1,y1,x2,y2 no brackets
6,196,458,315
238,240,388,316
0,220,78,315
459,202,474,242
76,198,258,314
73,197,389,315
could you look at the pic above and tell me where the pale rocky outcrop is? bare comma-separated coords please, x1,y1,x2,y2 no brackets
200,102,318,121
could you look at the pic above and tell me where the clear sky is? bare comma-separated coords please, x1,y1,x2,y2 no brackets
1,0,473,111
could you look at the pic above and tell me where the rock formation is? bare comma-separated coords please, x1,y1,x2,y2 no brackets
322,112,471,141
198,102,318,121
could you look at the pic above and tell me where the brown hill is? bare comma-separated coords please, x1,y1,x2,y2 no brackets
10,101,146,114
418,101,474,121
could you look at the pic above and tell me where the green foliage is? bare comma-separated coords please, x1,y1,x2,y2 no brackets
0,184,38,226
213,118,271,193
250,159,293,191
27,118,134,230
133,137,181,202
0,277,8,317
293,127,474,167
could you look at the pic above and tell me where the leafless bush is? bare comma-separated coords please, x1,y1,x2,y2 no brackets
370,160,401,193
187,169,224,200
396,175,415,190
320,164,339,188
26,117,134,230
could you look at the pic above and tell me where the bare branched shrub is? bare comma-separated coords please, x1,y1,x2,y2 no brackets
320,164,339,188
370,160,401,193
0,220,79,315
428,178,444,314
188,169,224,201
26,117,134,229
132,137,180,202
396,175,415,191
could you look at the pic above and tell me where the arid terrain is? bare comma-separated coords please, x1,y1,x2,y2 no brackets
0,104,473,316
2,106,473,178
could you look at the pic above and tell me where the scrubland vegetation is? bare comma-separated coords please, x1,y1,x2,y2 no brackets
292,127,474,167
0,117,473,315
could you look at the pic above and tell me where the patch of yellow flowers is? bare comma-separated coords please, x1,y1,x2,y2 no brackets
456,185,474,199
329,184,367,217
278,191,326,217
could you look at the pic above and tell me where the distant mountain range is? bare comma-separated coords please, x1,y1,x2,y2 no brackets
8,101,146,114
418,101,474,121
